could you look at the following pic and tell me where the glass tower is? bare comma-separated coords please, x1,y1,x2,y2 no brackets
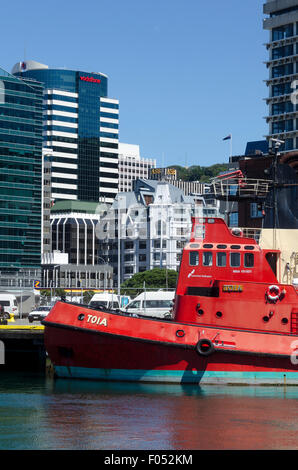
12,61,119,203
263,0,298,151
0,67,43,286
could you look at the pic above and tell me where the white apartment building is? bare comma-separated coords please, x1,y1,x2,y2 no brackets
118,143,156,192
98,179,202,285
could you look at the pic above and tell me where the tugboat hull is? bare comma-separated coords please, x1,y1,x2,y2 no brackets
43,303,298,385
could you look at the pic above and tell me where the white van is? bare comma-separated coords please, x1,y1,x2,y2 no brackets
0,293,19,319
89,293,120,310
122,291,175,319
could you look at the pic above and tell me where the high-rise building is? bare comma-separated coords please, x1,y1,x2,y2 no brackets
118,143,156,192
0,66,43,287
263,0,298,151
12,60,119,203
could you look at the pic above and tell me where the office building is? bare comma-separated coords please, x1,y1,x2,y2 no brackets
118,143,156,192
0,66,43,287
45,200,113,289
12,60,119,203
263,0,298,151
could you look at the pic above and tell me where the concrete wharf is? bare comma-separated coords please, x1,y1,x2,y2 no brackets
0,324,46,371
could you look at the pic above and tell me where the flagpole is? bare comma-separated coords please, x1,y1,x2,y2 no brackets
230,134,232,159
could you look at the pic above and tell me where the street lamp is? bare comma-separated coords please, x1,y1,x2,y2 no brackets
51,265,60,302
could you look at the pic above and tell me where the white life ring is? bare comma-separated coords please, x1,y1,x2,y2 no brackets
266,285,281,303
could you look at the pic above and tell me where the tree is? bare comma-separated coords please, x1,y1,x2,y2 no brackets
120,268,178,297
40,288,67,304
83,290,95,304
167,163,228,183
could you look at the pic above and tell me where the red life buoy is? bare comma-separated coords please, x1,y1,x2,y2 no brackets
266,285,281,303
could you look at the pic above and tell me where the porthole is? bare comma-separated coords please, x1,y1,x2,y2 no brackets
78,314,85,321
176,329,185,338
281,318,288,324
216,311,223,318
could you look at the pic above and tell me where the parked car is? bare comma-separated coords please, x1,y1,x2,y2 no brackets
28,306,52,323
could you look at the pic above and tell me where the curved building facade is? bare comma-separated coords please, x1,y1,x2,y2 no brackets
13,61,119,203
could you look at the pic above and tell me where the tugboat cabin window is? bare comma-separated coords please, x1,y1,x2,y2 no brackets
216,252,227,267
244,253,254,267
230,252,240,267
189,251,199,266
203,252,213,266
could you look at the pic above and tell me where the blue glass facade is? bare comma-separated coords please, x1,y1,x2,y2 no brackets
0,67,43,274
14,67,117,202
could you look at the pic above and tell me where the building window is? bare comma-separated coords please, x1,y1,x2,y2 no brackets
272,24,293,41
124,266,134,274
272,44,293,60
250,203,263,219
272,119,293,134
272,63,293,78
229,212,238,227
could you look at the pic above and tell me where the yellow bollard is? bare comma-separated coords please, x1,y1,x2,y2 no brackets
7,313,15,322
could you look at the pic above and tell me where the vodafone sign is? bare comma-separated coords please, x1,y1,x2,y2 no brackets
80,76,101,84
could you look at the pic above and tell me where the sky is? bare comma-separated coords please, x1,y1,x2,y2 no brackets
1,0,269,168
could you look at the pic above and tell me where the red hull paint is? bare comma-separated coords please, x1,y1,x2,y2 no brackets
43,302,298,384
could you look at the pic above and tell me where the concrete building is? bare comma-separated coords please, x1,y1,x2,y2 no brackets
263,0,298,151
118,143,156,192
12,60,119,203
41,250,113,290
44,200,113,289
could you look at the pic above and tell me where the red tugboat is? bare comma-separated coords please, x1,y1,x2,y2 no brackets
43,217,298,385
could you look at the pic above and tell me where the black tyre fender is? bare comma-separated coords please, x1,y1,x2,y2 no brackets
195,338,215,357
3,312,10,320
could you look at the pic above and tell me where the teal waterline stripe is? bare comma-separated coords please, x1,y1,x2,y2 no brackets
55,366,298,383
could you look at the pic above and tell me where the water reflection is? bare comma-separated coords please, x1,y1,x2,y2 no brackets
0,373,298,450
51,377,298,400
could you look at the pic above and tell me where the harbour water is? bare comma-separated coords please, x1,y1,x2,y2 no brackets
0,372,298,450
